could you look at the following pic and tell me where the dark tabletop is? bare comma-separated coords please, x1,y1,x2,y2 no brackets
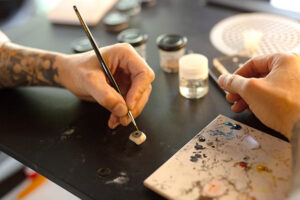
0,0,287,199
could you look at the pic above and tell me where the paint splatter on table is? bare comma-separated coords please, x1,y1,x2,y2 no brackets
144,115,291,200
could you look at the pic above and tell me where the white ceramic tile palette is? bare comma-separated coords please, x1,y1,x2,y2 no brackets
144,115,291,200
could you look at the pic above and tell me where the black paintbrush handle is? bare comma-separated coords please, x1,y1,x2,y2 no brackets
73,5,121,94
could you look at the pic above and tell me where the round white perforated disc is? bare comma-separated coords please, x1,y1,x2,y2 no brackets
210,13,300,56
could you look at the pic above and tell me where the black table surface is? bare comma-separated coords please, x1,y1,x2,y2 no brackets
0,0,287,199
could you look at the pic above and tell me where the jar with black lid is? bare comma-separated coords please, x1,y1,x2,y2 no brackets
117,0,141,17
118,29,148,59
156,34,187,73
103,12,128,32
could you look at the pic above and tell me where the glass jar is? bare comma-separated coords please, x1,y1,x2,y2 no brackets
103,12,128,32
117,0,141,17
156,34,187,73
179,54,209,99
117,29,148,59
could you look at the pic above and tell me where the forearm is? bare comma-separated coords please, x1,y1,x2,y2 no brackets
0,35,66,88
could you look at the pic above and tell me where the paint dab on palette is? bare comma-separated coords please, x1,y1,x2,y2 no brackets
257,165,272,173
190,155,198,162
206,142,213,146
203,179,227,197
235,161,251,171
243,156,250,161
195,143,205,150
232,124,242,130
199,136,206,142
225,122,242,130
224,122,233,126
195,153,202,158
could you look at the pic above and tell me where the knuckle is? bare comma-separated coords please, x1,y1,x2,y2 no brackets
244,78,259,91
225,74,236,88
85,71,98,83
118,43,134,52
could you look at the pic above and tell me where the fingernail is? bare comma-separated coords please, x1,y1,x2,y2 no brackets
218,74,227,88
113,103,128,116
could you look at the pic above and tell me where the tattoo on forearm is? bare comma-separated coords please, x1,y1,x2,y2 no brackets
0,43,62,88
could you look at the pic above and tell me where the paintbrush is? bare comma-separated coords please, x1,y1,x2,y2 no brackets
73,5,143,139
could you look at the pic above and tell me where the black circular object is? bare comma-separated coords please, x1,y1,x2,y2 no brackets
71,38,92,53
156,34,187,51
117,29,148,47
103,12,128,32
117,0,138,12
140,0,156,8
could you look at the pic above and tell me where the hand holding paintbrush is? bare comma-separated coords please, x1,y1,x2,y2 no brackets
71,6,154,144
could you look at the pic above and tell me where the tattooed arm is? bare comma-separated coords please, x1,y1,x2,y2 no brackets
0,31,155,129
0,41,63,88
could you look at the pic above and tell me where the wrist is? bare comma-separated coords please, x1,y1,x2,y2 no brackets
55,53,71,88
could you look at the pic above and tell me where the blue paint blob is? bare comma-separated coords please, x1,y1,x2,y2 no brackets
225,122,242,130
225,122,233,126
210,130,226,136
209,122,242,140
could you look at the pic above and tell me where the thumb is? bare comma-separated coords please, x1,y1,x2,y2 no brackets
218,74,249,95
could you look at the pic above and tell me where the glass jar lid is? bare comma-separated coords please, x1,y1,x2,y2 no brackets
117,29,148,47
103,12,128,27
117,0,139,12
156,34,187,51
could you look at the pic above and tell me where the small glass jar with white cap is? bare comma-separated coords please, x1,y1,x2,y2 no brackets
179,54,209,99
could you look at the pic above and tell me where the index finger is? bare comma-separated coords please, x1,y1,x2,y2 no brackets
126,60,155,109
117,44,155,109
235,53,278,78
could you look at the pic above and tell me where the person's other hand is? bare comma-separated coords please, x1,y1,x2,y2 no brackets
58,43,155,129
218,52,300,139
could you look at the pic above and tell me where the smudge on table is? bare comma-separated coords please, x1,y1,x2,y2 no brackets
97,167,111,177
